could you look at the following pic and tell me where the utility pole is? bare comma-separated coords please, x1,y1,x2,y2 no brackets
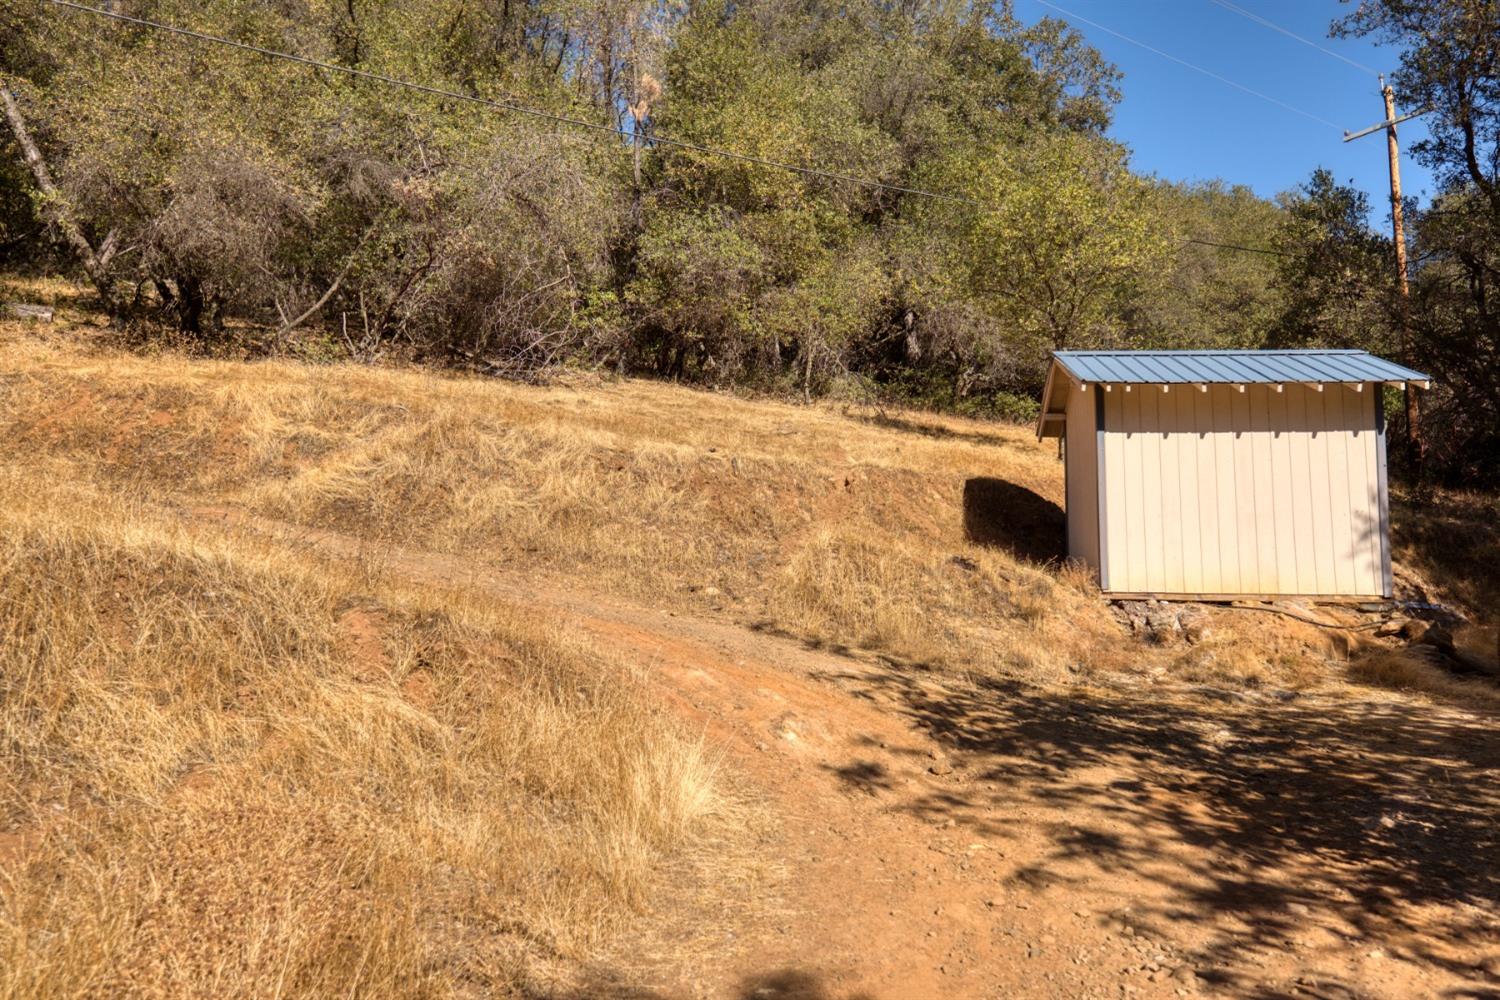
1344,76,1428,473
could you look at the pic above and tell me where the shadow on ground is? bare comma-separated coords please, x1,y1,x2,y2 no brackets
816,663,1500,997
962,477,1064,564
556,967,874,1000
853,411,1025,450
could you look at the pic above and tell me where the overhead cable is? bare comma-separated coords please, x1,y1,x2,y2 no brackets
1033,0,1345,131
1209,0,1381,77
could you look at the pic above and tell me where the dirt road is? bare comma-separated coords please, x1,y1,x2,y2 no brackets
197,508,1500,1000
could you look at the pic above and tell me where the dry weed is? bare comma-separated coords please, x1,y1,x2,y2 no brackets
0,478,717,997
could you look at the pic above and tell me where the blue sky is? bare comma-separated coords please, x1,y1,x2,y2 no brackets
1013,0,1435,219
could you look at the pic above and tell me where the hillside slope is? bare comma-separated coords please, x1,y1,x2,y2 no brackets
2,284,1498,998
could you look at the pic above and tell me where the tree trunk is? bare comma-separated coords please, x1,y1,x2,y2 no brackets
175,274,206,335
1,81,119,310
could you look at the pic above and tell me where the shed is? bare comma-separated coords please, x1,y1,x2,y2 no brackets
1035,349,1432,600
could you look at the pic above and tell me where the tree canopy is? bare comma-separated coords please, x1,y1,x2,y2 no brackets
1,0,1495,484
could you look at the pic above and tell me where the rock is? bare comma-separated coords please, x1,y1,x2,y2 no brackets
927,747,954,775
1416,622,1457,656
1170,966,1198,984
1113,600,1151,634
3,302,54,322
1145,605,1183,644
1178,607,1211,644
1399,618,1434,642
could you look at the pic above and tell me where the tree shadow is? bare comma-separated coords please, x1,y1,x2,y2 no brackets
852,410,1024,449
962,476,1064,564
735,969,875,1000
551,966,873,1000
808,662,1500,997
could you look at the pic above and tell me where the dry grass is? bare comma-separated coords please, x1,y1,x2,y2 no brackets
0,473,717,998
2,276,1498,994
1391,486,1500,613
2,279,1495,704
0,299,1121,689
1349,646,1500,711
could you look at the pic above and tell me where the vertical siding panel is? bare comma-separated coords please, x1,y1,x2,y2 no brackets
1193,388,1223,592
1066,384,1099,573
1268,386,1301,594
1305,387,1337,594
1103,389,1129,589
1250,385,1279,594
1374,391,1393,596
1174,388,1201,592
1283,386,1316,593
1351,385,1382,594
1146,389,1170,593
1325,387,1357,594
1123,389,1147,592
1229,386,1257,593
1211,387,1241,594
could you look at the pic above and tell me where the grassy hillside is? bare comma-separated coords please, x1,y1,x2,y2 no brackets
0,458,715,997
5,281,1498,691
1,279,1498,995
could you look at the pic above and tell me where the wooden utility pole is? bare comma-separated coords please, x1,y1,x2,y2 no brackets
1344,76,1427,471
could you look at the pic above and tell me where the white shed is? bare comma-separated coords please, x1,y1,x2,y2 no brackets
1035,349,1432,600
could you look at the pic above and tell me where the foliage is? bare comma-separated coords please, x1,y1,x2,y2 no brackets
0,0,1495,485
1337,0,1500,486
1136,180,1284,349
1268,168,1397,353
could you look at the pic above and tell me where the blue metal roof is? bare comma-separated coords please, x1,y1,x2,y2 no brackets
1051,349,1431,386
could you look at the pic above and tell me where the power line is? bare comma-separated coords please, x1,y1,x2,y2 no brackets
1208,0,1381,77
1033,0,1344,131
43,0,968,204
42,0,1292,259
1181,237,1289,257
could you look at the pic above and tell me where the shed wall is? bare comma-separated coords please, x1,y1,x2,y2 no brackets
1094,383,1388,598
1064,381,1100,575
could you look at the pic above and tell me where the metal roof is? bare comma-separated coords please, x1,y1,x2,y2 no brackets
1051,349,1431,386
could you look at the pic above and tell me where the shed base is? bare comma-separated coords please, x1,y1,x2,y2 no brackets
1103,591,1391,603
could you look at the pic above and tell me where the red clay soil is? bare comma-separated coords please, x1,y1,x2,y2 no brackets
197,508,1500,1000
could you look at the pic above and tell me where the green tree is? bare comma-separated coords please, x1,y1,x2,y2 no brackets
910,134,1169,368
1129,180,1284,350
1336,0,1500,485
1267,168,1395,353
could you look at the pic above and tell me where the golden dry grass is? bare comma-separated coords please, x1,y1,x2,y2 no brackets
0,473,717,998
1,276,1493,702
2,277,1498,994
0,295,1122,689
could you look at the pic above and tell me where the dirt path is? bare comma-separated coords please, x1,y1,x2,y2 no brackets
194,508,1500,1000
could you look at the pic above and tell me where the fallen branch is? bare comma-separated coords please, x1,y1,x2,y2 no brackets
1225,601,1378,631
